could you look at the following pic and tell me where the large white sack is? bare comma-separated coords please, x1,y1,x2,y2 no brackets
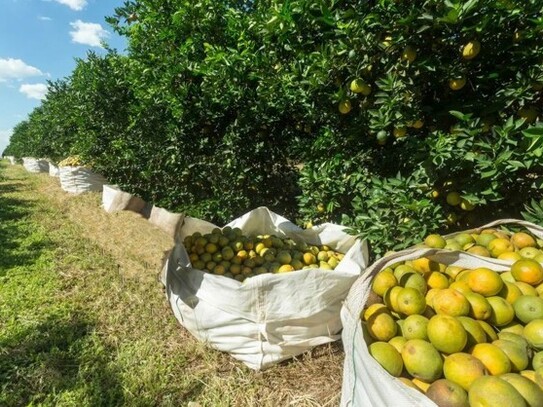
162,206,368,370
148,206,184,238
102,184,146,214
23,157,49,173
340,248,516,407
48,162,60,177
59,166,107,194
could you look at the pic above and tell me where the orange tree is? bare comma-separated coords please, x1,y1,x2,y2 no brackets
5,0,543,256
287,0,543,255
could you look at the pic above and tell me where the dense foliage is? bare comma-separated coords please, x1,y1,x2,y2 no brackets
4,0,543,256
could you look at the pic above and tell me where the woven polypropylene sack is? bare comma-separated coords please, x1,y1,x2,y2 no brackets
59,166,107,194
162,206,368,370
340,248,516,407
23,157,49,173
102,184,146,214
48,163,60,177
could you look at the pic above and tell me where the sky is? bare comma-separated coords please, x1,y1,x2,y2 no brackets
0,0,127,153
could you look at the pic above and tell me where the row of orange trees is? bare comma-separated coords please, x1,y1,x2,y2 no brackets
4,0,543,256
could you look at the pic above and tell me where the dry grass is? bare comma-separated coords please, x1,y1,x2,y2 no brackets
0,162,344,407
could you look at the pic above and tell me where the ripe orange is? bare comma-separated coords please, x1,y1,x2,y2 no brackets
396,287,427,315
513,296,543,324
462,40,481,60
511,232,537,249
433,288,470,316
367,311,397,341
372,269,398,296
487,238,514,257
471,343,511,375
446,191,462,205
401,339,444,383
443,353,486,391
402,45,417,63
426,271,450,289
511,259,543,286
449,77,467,91
424,234,446,249
487,296,515,327
369,341,404,377
524,319,543,350
427,314,467,354
467,267,503,296
338,100,352,114
469,376,527,406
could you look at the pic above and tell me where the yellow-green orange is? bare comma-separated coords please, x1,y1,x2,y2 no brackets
424,234,446,249
493,339,530,373
399,272,427,295
511,259,543,286
425,379,469,407
469,376,527,407
468,267,503,297
464,291,492,320
499,281,523,305
427,314,467,354
446,191,462,206
458,316,487,348
462,40,481,60
372,269,398,297
369,341,404,377
432,288,470,317
426,271,450,289
471,343,512,375
500,373,543,407
511,232,537,249
396,287,426,316
513,296,543,324
401,339,444,382
487,296,515,326
488,238,515,258
443,352,486,391
449,78,466,91
388,336,407,353
367,311,397,341
477,320,498,341
402,314,429,340
524,319,543,350
363,303,389,321
383,286,403,313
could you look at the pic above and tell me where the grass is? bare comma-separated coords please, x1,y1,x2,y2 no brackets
0,161,343,407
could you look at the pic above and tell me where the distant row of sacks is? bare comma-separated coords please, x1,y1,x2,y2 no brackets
18,157,106,195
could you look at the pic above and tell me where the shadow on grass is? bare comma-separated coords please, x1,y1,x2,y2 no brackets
0,314,125,406
0,171,51,275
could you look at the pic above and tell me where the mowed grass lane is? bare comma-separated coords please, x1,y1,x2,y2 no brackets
0,161,343,407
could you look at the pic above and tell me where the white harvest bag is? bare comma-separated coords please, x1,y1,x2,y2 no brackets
59,166,107,194
340,248,519,407
6,156,16,165
102,184,146,214
23,157,49,173
48,162,60,177
162,207,368,370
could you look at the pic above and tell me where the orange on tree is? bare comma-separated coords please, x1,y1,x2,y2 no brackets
462,40,481,60
338,99,352,114
350,79,372,95
449,77,466,91
401,45,417,63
